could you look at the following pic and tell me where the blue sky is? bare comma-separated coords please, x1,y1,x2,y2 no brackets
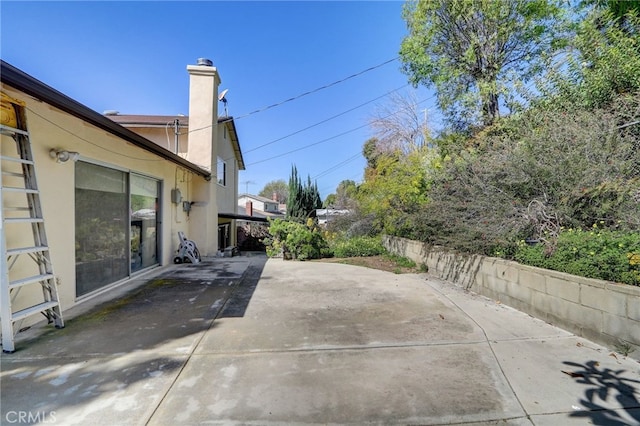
1,1,436,199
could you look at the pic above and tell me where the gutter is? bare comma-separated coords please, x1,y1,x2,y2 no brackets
220,117,245,171
0,60,212,179
218,212,268,223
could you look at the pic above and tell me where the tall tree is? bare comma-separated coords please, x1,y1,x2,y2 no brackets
287,165,322,220
400,0,563,128
369,91,429,155
303,176,322,216
334,180,358,209
537,3,640,110
287,166,304,219
259,179,289,204
592,0,640,26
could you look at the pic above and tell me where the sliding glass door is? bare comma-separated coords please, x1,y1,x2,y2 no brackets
130,174,159,272
75,162,161,297
75,162,128,296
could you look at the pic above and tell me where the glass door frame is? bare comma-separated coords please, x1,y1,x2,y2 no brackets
129,172,162,275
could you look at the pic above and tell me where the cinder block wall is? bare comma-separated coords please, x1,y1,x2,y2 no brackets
383,235,640,353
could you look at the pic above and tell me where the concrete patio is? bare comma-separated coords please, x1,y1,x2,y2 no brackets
1,253,639,425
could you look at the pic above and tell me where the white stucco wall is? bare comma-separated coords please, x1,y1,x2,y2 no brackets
124,126,189,156
1,85,207,328
216,123,239,216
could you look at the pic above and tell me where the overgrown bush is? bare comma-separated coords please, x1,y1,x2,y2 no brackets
404,93,640,258
329,236,386,258
265,218,330,261
512,227,640,286
325,211,380,238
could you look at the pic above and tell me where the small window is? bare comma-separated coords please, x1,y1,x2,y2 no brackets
217,157,226,186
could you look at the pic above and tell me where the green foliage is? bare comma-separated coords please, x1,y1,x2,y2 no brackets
363,137,381,169
406,93,640,256
287,165,303,219
335,180,358,208
384,253,416,269
512,228,640,285
380,0,640,286
324,179,358,209
358,147,432,236
329,235,386,258
258,179,288,204
265,218,329,261
400,0,564,127
538,7,640,110
324,193,337,207
287,165,322,221
324,209,380,238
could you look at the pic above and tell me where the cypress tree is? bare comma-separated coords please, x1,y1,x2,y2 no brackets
287,165,323,220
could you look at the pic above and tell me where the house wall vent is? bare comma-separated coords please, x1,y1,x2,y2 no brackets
196,58,213,67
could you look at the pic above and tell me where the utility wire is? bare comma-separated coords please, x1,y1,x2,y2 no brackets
26,107,164,162
246,94,436,167
231,57,399,120
319,172,363,195
312,152,362,180
247,123,369,166
244,84,408,155
189,57,399,134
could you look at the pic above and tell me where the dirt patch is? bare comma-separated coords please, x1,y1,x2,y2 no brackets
315,255,424,274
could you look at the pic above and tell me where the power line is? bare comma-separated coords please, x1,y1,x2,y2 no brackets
246,94,437,167
319,173,363,195
232,57,399,121
312,152,362,180
243,84,408,155
247,123,369,166
189,57,399,135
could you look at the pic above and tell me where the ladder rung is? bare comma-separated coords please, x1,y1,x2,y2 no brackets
11,301,60,322
4,217,44,224
2,187,38,194
2,171,25,178
0,156,34,165
9,274,55,290
7,246,49,256
0,125,29,136
3,207,30,212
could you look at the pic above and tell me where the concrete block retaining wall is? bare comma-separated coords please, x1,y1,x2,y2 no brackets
383,235,640,352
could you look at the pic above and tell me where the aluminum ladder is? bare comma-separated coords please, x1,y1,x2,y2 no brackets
1,95,64,353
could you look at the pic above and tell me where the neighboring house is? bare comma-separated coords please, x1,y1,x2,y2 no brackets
235,194,276,252
238,193,284,217
0,58,244,331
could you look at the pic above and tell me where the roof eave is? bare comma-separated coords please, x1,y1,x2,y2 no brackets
0,60,212,179
219,117,245,170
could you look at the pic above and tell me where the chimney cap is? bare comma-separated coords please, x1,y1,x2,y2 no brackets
196,58,213,67
103,110,119,116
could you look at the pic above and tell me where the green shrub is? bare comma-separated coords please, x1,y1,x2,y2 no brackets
384,253,416,268
330,236,386,258
513,227,640,286
265,218,329,261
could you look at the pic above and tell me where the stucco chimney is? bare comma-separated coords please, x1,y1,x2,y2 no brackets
185,58,221,257
186,58,220,171
272,192,278,202
246,201,253,216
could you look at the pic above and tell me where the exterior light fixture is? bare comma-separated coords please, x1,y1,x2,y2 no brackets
49,149,80,163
